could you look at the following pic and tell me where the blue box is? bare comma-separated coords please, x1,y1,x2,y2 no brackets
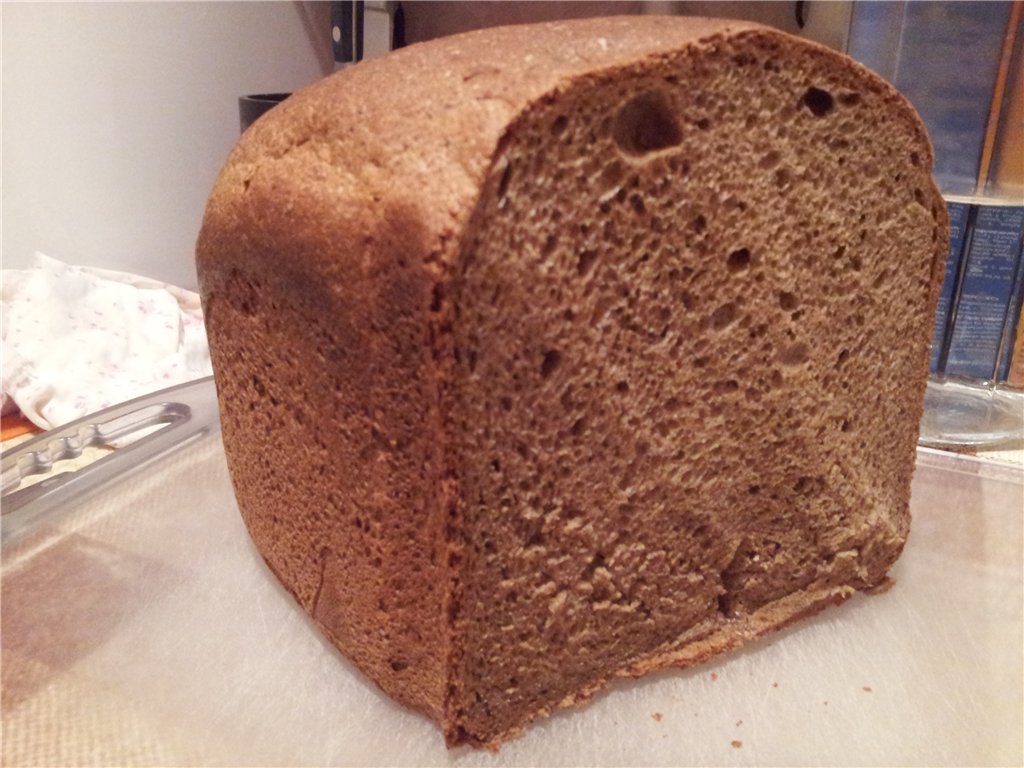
930,201,972,373
944,205,1024,381
996,250,1024,383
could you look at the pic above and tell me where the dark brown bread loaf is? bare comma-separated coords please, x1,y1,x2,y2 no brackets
196,16,946,748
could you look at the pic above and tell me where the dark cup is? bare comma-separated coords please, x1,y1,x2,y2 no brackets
238,93,291,134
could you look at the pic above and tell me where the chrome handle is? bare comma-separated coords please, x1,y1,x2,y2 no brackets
1,376,221,542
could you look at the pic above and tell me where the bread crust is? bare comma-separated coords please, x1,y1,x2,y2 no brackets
197,16,946,748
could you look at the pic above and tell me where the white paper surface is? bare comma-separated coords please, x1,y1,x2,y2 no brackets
1,442,1021,766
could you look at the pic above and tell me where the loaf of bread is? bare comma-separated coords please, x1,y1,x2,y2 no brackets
196,16,946,748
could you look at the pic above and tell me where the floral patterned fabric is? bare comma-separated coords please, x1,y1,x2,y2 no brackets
2,253,212,430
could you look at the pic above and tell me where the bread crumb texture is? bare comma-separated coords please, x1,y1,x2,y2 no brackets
196,15,945,750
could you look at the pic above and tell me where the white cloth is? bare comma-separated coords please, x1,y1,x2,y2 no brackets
1,253,212,430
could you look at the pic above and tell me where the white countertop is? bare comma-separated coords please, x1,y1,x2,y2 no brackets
1,436,1022,766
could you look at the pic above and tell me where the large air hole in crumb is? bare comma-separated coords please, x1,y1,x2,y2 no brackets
802,87,835,117
778,291,799,311
710,301,738,330
612,91,683,157
759,150,782,169
577,249,598,276
727,248,752,273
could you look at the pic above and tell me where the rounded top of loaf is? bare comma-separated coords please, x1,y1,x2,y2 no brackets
197,15,929,275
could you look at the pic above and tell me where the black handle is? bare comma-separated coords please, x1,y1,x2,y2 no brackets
332,1,365,65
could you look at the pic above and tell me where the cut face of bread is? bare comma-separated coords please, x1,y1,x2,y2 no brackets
196,17,946,749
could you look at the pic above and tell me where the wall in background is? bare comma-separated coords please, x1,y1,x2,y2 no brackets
2,2,332,289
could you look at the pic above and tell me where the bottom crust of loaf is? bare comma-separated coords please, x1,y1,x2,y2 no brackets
447,581,859,750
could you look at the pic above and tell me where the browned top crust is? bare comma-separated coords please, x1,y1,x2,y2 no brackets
199,16,931,278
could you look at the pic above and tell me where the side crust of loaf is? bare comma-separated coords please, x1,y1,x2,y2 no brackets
196,16,946,750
